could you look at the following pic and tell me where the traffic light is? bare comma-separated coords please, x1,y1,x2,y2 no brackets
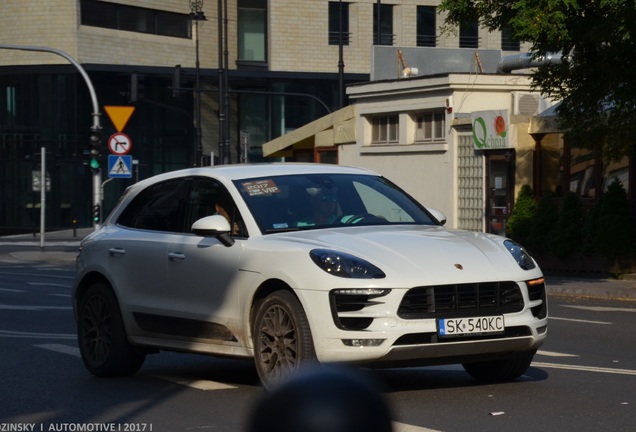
88,125,103,171
92,204,101,224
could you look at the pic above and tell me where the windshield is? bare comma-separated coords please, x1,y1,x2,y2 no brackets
234,173,439,234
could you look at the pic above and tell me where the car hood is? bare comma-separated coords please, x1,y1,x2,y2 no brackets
264,225,537,284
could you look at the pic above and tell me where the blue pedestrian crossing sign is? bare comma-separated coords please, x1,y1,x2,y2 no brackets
108,155,133,178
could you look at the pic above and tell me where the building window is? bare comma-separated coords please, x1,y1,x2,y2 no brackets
416,6,437,47
80,0,189,39
238,0,268,63
373,3,394,46
415,111,445,143
371,115,399,144
501,26,521,51
328,2,350,45
459,20,479,48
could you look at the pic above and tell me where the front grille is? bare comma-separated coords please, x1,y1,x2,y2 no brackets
397,281,524,319
393,326,532,346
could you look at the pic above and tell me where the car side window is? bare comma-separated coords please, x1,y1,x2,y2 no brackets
117,178,187,232
184,178,247,237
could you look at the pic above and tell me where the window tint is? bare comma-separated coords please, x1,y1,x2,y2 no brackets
117,178,187,232
238,0,267,62
416,6,437,47
501,26,521,51
184,178,247,236
373,3,394,45
460,21,479,48
80,0,190,39
118,177,247,236
328,1,350,45
235,173,436,233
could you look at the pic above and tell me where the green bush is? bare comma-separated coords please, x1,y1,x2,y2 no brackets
508,180,634,276
591,179,635,265
551,192,584,258
507,185,536,247
528,193,559,253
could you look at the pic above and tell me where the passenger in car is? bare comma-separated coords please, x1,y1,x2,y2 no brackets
214,193,242,235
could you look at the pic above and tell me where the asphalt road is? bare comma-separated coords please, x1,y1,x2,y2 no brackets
0,231,635,432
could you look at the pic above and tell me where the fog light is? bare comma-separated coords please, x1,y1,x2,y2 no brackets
342,339,385,347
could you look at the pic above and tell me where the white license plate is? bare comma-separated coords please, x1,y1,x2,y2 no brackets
438,315,505,337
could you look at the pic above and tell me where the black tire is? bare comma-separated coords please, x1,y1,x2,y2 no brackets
462,350,536,382
77,282,145,377
253,290,316,389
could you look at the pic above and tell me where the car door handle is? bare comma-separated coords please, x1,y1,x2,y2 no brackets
108,247,126,256
168,252,186,261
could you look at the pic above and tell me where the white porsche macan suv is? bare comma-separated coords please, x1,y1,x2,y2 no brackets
73,163,548,388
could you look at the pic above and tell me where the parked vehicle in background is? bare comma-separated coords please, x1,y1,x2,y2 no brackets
73,163,548,388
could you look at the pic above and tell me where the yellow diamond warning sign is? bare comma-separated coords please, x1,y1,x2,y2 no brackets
104,106,135,132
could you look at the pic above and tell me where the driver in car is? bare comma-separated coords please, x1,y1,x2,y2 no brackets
297,186,340,226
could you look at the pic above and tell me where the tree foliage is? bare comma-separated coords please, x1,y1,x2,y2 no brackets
438,0,636,161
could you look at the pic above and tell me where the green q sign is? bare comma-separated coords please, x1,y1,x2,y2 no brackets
471,110,510,150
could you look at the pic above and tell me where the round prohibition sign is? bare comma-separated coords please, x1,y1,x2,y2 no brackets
108,132,133,155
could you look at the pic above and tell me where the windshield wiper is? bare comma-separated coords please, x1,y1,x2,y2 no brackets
264,227,301,233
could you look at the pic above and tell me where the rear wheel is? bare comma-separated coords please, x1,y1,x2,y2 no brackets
253,290,316,389
462,350,536,382
77,282,145,377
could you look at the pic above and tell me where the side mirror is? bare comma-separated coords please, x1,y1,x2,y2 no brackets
427,208,447,226
191,215,235,246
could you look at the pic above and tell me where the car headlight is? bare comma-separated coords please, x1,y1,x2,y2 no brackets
504,240,536,270
310,249,386,279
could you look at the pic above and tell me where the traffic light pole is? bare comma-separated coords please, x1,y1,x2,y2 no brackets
0,45,103,230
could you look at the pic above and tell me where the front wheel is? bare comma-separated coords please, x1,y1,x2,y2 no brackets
462,350,536,382
252,290,316,389
77,282,145,377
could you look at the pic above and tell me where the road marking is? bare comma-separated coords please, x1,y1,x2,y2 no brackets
0,270,74,280
532,361,636,376
36,343,80,357
28,282,72,288
0,288,24,293
0,304,72,311
393,422,441,432
147,374,238,390
0,329,75,339
0,241,80,247
537,350,579,357
561,305,636,313
549,316,611,325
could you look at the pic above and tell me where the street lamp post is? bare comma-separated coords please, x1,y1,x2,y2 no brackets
338,0,345,108
189,0,206,167
217,0,230,165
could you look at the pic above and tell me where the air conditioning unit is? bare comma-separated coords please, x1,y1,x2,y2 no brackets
512,92,552,115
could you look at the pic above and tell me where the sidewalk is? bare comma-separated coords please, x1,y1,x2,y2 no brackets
1,228,635,300
0,227,92,266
